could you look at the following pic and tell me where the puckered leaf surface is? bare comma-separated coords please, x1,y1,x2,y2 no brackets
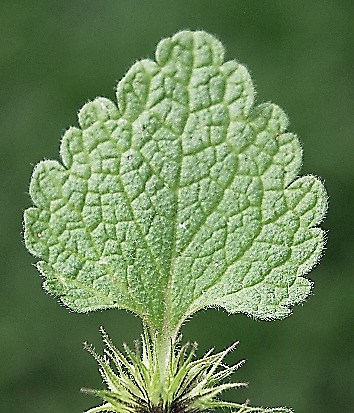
24,31,327,334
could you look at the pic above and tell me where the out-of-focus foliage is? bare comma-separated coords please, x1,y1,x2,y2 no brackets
1,1,352,412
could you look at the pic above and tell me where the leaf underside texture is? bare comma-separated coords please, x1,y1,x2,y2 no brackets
24,30,327,334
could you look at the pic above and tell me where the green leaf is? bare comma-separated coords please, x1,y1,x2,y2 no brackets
24,30,327,336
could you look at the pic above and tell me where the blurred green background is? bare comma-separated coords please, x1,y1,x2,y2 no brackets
1,1,353,412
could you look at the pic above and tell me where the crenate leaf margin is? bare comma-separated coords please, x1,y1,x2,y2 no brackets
24,30,328,334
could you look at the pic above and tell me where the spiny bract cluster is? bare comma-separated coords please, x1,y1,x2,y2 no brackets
82,327,292,413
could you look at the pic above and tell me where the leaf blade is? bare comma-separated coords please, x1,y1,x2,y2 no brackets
24,30,327,332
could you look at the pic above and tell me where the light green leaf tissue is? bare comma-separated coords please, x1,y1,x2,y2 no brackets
24,30,327,339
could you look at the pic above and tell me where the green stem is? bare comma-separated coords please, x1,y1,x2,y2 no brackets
148,315,182,405
156,280,179,389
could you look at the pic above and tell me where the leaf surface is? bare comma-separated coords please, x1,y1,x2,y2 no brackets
24,31,327,333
